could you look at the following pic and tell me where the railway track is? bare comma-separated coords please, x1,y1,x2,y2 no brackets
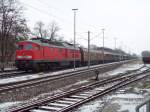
0,61,137,94
6,64,150,112
0,66,70,79
0,61,120,79
0,67,68,79
0,69,16,73
0,70,29,79
0,60,136,80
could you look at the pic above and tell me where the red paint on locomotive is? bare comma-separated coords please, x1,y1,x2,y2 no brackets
15,38,81,71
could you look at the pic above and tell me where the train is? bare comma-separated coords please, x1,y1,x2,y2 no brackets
142,51,150,64
15,38,131,71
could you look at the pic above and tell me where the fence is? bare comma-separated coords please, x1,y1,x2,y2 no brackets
0,62,16,70
136,97,150,112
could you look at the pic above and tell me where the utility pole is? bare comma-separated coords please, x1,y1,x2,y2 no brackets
72,9,78,70
114,37,117,49
102,29,105,64
114,37,117,61
88,31,90,68
120,41,123,61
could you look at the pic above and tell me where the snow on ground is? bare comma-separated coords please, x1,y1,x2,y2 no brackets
0,61,144,111
0,68,89,84
0,63,102,84
73,93,146,112
72,80,89,85
0,67,16,72
73,99,104,112
110,93,145,112
0,74,40,84
0,102,21,112
0,79,90,111
104,63,143,76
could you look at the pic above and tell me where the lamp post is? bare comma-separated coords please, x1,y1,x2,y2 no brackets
72,9,78,70
114,37,117,61
88,31,90,68
114,37,117,49
102,28,105,64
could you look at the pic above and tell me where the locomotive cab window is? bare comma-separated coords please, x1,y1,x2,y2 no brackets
34,45,40,50
18,45,24,50
25,44,32,50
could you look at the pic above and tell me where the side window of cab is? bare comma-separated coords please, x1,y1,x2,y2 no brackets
34,45,40,50
25,44,32,50
18,44,24,50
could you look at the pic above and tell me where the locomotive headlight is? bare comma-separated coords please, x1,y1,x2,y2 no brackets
26,56,32,59
17,55,32,59
17,56,23,59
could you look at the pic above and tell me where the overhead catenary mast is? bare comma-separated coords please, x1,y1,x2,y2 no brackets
102,28,105,64
72,8,78,70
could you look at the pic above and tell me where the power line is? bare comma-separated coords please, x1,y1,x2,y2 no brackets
21,1,110,48
21,2,73,25
90,32,103,41
22,0,102,32
37,0,100,30
36,0,71,16
21,2,90,32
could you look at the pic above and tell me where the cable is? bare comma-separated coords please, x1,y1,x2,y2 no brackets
21,2,72,24
21,2,91,32
36,0,71,16
24,0,102,31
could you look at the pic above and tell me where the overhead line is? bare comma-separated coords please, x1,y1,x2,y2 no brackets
29,0,102,31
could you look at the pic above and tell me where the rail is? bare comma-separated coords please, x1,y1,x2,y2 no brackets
6,65,150,112
136,97,150,112
0,60,138,93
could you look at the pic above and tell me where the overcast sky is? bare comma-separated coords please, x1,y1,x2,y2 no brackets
20,0,150,55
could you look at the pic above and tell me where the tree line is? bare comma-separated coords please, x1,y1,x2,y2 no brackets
0,0,61,71
0,0,137,71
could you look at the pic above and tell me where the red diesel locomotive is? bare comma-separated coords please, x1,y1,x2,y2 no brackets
16,38,81,71
15,38,129,71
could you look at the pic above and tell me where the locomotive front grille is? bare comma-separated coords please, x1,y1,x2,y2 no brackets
15,60,33,69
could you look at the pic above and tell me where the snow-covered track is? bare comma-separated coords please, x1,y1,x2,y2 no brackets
0,60,137,80
0,60,136,93
6,63,150,112
0,70,30,79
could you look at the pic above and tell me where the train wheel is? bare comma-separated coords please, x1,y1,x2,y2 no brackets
44,63,50,71
47,64,51,70
25,69,29,72
17,67,22,71
33,64,40,72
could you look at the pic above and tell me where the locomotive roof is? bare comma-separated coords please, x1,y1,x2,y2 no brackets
21,38,79,50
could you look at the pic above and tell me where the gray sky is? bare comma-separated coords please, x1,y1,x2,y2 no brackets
20,0,150,55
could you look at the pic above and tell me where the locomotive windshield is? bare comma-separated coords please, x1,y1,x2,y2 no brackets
25,44,32,50
17,44,32,50
18,45,23,50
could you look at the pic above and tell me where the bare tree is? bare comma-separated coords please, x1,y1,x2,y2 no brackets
33,21,60,41
48,21,60,41
34,21,48,38
0,0,28,71
57,36,64,42
69,39,74,44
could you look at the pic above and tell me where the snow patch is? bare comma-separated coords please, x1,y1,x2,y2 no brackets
110,93,145,112
0,102,20,112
